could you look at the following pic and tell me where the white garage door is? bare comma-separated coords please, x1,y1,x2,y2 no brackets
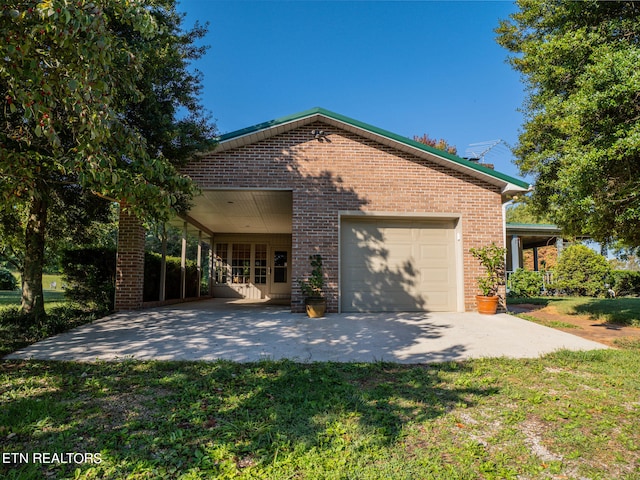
341,218,458,312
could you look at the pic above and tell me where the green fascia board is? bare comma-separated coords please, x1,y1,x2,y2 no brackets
506,223,559,229
216,107,531,190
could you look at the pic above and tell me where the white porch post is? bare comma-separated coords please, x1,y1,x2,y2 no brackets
196,230,202,298
511,235,521,271
209,236,214,296
160,223,167,301
181,221,187,299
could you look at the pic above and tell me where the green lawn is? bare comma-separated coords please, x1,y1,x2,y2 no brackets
0,289,66,306
508,296,640,327
0,273,66,307
1,351,640,479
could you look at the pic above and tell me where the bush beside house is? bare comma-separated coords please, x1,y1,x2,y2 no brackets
61,248,117,310
508,268,544,297
551,245,611,296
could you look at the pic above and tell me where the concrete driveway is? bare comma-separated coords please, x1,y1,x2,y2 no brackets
5,299,607,363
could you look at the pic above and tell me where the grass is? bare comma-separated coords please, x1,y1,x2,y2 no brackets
1,287,638,478
1,352,639,479
508,296,640,327
0,273,66,306
515,313,579,330
0,290,66,306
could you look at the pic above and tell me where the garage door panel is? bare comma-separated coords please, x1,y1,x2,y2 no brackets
342,292,425,312
341,218,457,312
419,267,452,282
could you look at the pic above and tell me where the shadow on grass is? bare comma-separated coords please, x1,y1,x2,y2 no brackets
0,359,499,478
0,290,67,307
570,297,640,327
506,296,551,307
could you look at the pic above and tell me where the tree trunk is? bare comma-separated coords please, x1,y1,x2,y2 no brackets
21,194,48,321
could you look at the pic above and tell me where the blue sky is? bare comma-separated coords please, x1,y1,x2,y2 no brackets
177,0,526,180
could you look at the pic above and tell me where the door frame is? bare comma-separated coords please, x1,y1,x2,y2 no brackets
270,245,291,297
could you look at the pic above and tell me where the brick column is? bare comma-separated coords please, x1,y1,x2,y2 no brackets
115,206,145,311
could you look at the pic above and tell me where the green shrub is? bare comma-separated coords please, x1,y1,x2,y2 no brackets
0,268,18,291
508,268,544,297
144,252,199,301
0,306,27,325
609,270,640,297
0,303,105,349
552,245,612,296
61,247,116,310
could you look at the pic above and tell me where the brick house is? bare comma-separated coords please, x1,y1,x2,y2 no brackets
115,108,531,313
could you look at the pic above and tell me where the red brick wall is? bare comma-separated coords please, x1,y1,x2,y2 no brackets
181,122,504,312
114,207,145,311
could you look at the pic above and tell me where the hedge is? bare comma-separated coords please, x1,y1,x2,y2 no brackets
144,252,200,302
62,248,204,306
61,248,117,310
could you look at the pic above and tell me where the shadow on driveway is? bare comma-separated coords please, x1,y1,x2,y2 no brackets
5,299,607,363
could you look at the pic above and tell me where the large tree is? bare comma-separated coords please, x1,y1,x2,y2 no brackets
496,0,640,246
1,0,214,319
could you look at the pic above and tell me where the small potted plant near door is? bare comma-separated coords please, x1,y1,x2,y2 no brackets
470,242,506,315
298,254,326,318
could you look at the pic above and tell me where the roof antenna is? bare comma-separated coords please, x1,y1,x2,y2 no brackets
464,139,512,164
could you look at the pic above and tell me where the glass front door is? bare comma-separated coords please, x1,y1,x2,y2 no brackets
270,246,291,295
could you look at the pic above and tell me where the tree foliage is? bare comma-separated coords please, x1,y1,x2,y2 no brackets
496,0,640,246
506,196,552,224
412,134,457,155
0,0,215,318
552,244,611,296
0,268,18,290
0,0,211,217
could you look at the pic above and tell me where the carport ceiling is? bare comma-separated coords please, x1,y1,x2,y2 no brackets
175,190,293,235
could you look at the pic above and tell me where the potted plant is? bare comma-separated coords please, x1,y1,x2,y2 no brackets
298,254,326,318
470,242,506,315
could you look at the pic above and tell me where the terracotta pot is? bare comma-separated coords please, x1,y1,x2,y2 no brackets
476,295,499,315
305,297,326,318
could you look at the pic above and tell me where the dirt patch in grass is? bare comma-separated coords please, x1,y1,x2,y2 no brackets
510,303,640,348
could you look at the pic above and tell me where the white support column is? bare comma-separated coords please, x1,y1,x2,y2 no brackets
160,223,167,301
181,221,187,299
511,235,521,271
209,236,214,296
196,230,202,298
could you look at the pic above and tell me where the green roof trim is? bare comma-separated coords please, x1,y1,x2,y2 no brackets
216,107,531,190
506,223,559,229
